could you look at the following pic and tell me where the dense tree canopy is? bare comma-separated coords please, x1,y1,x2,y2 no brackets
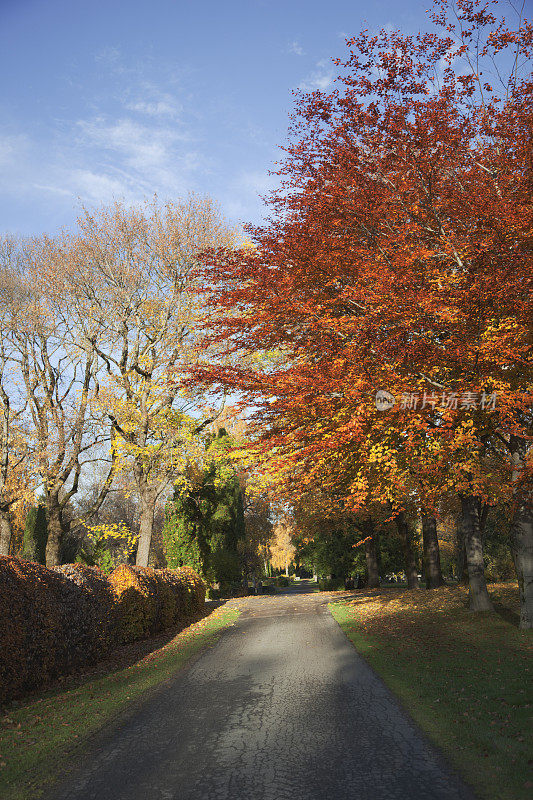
195,0,533,624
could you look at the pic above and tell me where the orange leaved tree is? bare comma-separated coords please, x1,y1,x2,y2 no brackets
196,1,532,624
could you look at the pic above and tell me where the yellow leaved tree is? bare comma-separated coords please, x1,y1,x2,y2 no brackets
40,195,239,565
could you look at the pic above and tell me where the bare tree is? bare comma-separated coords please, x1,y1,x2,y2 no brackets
46,196,238,566
0,237,34,555
7,238,107,566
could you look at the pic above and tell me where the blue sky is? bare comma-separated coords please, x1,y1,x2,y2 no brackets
1,0,437,236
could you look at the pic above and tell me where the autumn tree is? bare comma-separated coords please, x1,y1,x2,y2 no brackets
240,488,274,578
196,1,532,621
270,517,296,576
0,237,37,556
7,239,105,567
72,467,142,571
46,196,238,567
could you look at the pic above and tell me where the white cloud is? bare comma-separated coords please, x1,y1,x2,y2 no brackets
298,59,335,91
0,107,205,212
126,99,180,117
223,198,249,220
288,40,305,56
68,112,207,201
124,82,184,119
219,169,276,224
0,51,235,227
69,169,136,203
77,117,179,171
0,133,28,170
31,183,72,197
94,45,122,65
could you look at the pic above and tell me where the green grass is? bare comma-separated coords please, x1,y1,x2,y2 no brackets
329,585,532,800
0,606,239,800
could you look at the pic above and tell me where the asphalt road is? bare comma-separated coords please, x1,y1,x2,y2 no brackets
48,585,476,800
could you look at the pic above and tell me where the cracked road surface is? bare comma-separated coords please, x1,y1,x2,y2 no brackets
48,585,475,800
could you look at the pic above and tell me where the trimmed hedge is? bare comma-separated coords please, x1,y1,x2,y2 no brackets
53,564,118,659
0,556,205,702
109,565,164,644
175,565,206,611
0,557,88,701
108,565,206,644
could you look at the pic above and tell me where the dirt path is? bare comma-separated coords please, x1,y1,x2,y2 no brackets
47,585,475,800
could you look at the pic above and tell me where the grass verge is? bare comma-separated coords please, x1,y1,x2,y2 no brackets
329,583,532,800
0,605,239,800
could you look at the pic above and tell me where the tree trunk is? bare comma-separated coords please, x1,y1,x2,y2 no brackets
479,501,489,535
0,510,12,556
455,513,469,585
421,512,444,588
396,511,419,588
45,496,62,567
510,502,533,630
136,494,155,567
363,521,380,588
460,494,493,611
510,436,533,629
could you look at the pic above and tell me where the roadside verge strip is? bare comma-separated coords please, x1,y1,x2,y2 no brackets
0,605,240,800
329,590,532,800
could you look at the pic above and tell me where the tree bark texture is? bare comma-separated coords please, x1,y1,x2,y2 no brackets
421,512,444,588
396,511,419,589
45,496,62,567
459,494,493,612
0,510,12,556
136,492,156,567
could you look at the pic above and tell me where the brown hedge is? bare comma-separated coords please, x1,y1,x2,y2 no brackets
108,565,206,644
0,557,205,702
175,565,206,611
53,564,118,659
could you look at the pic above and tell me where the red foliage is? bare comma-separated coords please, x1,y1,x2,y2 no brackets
195,1,532,512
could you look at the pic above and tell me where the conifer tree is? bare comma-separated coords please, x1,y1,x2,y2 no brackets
22,502,47,564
